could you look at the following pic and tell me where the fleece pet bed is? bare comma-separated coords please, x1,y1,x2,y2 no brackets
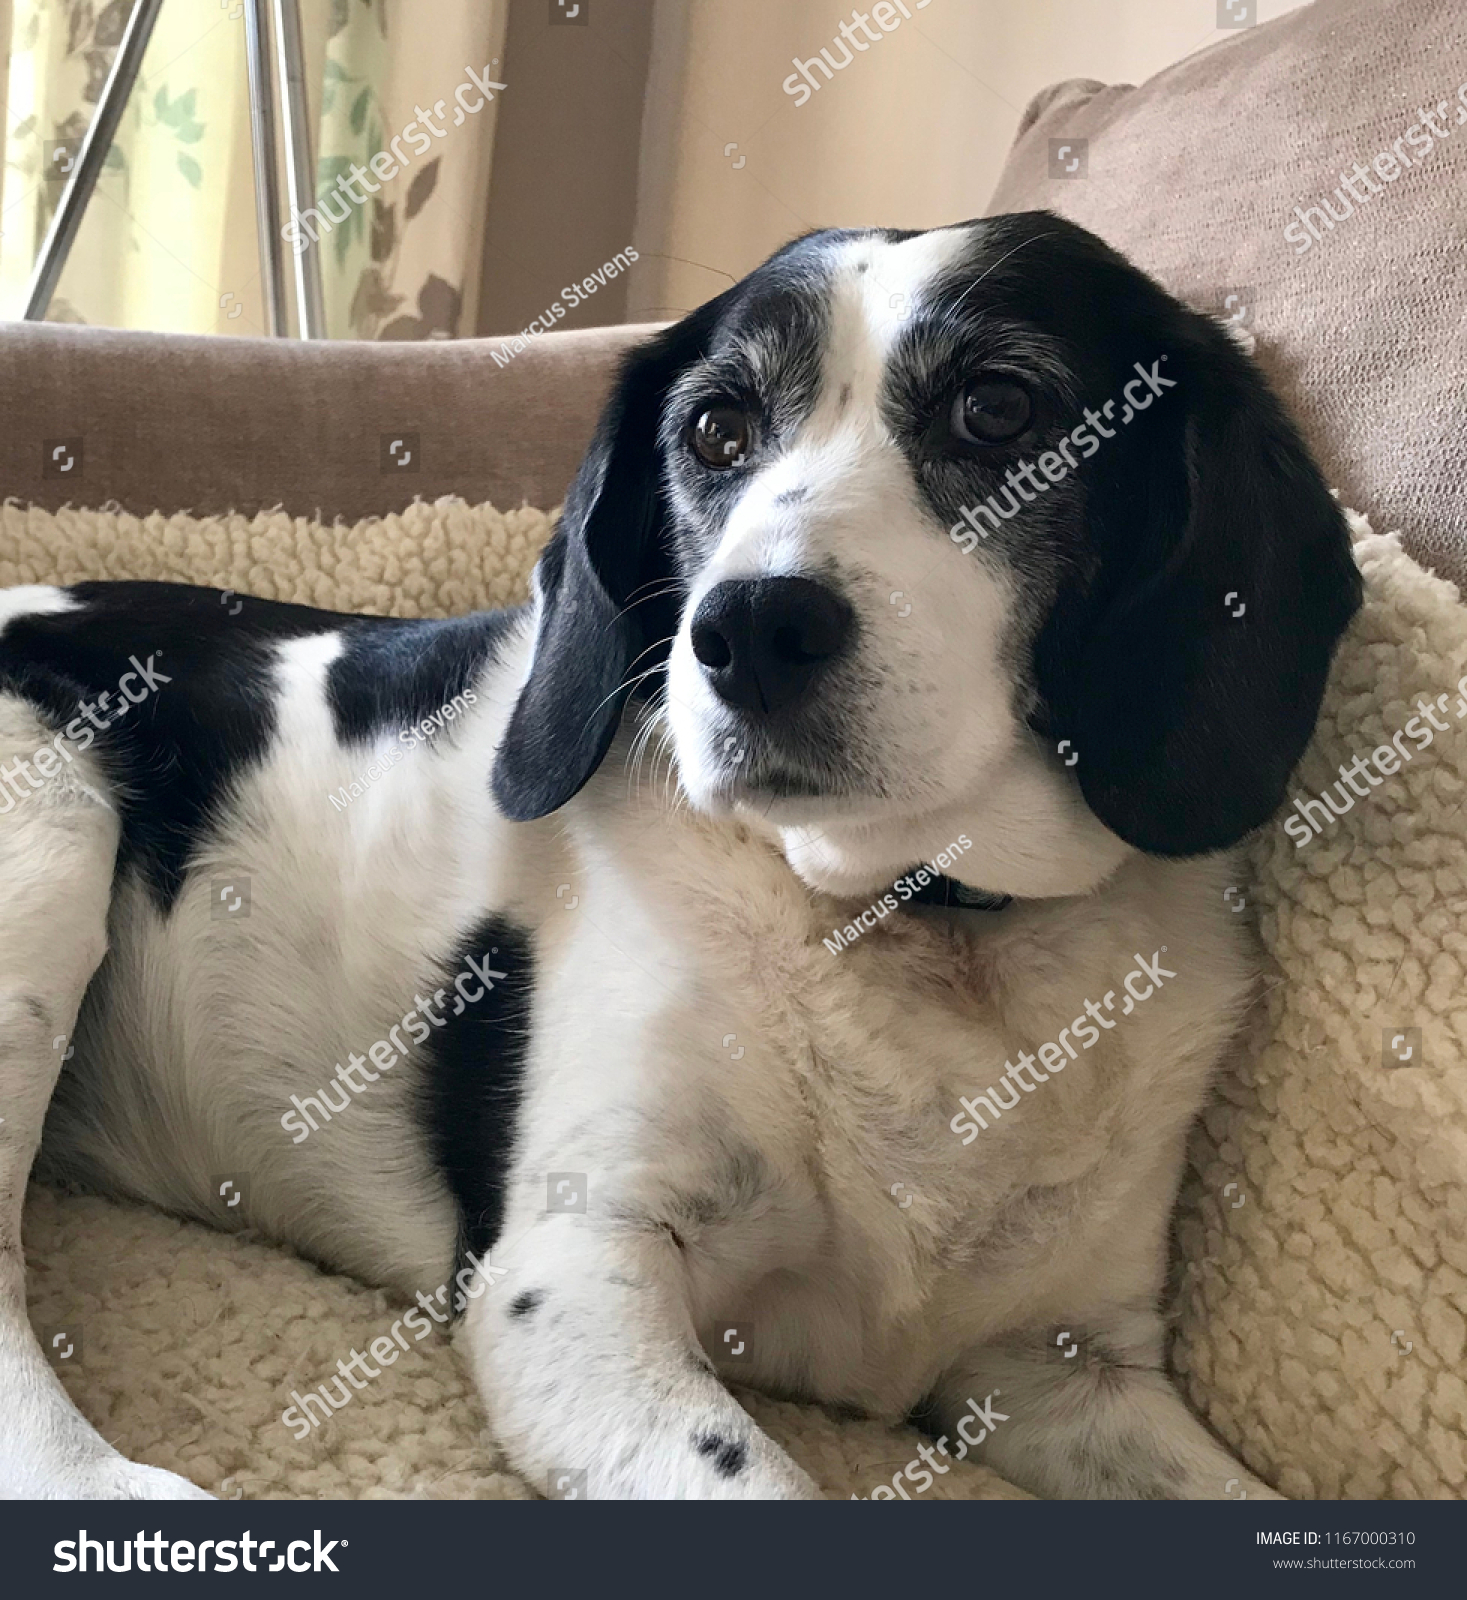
3,496,1463,1501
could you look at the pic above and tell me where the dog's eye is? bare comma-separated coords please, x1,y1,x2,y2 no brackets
691,406,753,469
950,379,1032,445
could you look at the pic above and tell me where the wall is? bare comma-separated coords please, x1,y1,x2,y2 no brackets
474,0,653,338
624,0,1311,320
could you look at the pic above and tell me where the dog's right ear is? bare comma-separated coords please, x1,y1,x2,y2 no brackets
492,297,732,822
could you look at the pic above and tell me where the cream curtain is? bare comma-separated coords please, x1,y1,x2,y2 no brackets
0,0,506,337
313,0,506,338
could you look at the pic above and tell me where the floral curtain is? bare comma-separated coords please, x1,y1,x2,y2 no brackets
315,0,504,339
0,0,506,337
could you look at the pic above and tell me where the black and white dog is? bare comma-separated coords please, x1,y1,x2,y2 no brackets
1,213,1359,1500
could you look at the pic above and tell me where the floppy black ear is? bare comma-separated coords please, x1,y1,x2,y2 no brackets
1037,320,1362,856
491,298,732,822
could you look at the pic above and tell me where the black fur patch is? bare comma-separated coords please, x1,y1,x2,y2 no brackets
415,915,536,1289
508,1290,544,1319
326,611,518,745
694,1433,748,1478
0,582,341,907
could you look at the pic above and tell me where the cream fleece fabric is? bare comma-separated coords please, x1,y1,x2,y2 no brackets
1176,508,1467,1501
4,496,1463,1501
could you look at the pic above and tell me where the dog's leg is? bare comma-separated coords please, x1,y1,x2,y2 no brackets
0,700,209,1498
460,1213,818,1500
928,1305,1281,1500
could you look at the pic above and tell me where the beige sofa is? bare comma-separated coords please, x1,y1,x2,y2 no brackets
2,316,647,528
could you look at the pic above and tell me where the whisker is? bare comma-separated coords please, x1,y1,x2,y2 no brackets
623,632,680,677
604,583,685,632
948,232,1057,318
625,700,667,807
579,662,669,741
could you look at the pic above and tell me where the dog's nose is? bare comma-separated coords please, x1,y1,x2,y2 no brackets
690,577,853,715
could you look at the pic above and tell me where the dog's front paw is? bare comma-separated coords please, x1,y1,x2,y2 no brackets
72,1455,214,1501
687,1430,821,1500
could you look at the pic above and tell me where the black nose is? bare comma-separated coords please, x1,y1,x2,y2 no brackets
690,577,854,716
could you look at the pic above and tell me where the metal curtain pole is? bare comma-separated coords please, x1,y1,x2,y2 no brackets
244,0,288,336
22,0,165,320
272,0,325,339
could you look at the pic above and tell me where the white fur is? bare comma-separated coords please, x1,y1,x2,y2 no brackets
460,718,1264,1496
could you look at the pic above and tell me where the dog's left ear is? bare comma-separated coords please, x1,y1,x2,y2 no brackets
1037,319,1362,856
492,297,731,821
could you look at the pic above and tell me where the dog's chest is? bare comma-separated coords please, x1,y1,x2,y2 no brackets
545,788,1216,1409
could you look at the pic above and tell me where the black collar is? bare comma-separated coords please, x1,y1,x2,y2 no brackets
900,870,1012,913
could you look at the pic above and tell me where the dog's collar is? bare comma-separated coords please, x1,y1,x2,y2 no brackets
900,871,1012,913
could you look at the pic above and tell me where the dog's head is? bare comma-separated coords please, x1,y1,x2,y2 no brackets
493,213,1361,898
